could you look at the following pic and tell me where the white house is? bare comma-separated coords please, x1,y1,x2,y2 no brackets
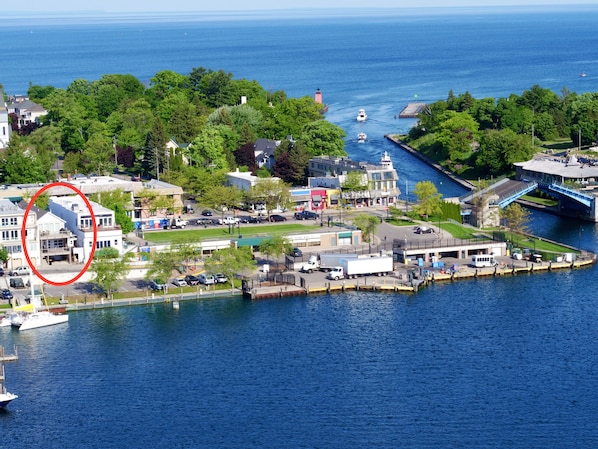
0,88,11,149
49,196,123,264
226,169,282,192
23,203,78,265
0,199,39,269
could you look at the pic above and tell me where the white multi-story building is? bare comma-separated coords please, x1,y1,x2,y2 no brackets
49,196,123,264
0,88,11,149
0,199,39,269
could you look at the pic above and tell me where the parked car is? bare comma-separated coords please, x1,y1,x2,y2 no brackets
415,226,433,234
10,266,30,276
198,273,216,285
294,210,319,220
184,275,200,286
172,277,188,287
0,267,4,276
1,289,13,300
247,216,263,223
149,279,167,291
214,273,229,284
269,215,287,222
290,247,303,257
201,210,213,216
9,278,25,289
237,215,251,223
196,218,214,226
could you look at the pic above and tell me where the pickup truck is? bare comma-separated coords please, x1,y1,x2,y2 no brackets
164,218,188,229
218,216,240,225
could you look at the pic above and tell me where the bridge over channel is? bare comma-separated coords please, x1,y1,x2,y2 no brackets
462,178,598,221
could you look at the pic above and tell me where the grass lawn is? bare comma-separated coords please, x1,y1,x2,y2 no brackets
143,223,322,244
520,194,558,207
439,222,486,239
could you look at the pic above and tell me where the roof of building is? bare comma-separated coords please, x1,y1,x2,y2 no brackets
49,195,113,215
514,155,598,179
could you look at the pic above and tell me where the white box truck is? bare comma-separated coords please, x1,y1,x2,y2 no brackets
327,256,394,280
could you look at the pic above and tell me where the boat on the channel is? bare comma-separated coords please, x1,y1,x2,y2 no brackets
0,346,18,408
580,71,587,77
357,132,367,142
356,108,367,122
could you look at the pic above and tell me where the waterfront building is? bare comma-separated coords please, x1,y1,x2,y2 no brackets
0,175,184,230
49,196,123,264
19,202,77,265
0,199,39,269
308,152,400,207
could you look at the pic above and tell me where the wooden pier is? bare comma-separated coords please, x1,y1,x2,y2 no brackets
0,346,18,363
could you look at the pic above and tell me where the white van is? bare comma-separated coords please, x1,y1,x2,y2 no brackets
471,254,498,268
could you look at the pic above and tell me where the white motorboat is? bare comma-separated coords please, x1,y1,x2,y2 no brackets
357,132,367,142
356,108,367,122
18,310,68,331
0,388,18,408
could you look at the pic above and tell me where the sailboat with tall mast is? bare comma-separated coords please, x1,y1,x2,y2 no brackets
12,273,68,331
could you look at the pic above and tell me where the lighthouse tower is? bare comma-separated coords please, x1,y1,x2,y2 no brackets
314,88,323,104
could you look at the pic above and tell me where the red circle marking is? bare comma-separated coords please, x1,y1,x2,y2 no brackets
21,182,98,286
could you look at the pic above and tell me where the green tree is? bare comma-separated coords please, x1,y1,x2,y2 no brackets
204,246,257,290
82,132,114,175
0,246,9,267
352,214,380,252
146,249,178,284
500,203,530,244
297,120,347,157
258,236,291,268
435,110,479,162
248,178,291,216
202,185,242,218
341,171,368,206
1,136,48,183
189,125,230,170
476,129,534,176
413,181,443,219
89,189,135,234
91,247,130,298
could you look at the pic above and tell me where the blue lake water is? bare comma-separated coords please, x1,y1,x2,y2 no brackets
2,7,598,448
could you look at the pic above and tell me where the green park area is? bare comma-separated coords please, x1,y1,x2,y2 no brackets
141,223,323,245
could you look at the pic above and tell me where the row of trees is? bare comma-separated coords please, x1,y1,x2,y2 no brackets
407,85,598,177
1,69,346,191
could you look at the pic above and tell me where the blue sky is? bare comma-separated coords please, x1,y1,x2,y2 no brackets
5,0,598,13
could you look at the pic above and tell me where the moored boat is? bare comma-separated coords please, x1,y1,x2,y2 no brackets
0,345,18,408
18,310,69,331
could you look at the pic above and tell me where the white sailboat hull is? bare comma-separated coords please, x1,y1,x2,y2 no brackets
18,311,69,331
